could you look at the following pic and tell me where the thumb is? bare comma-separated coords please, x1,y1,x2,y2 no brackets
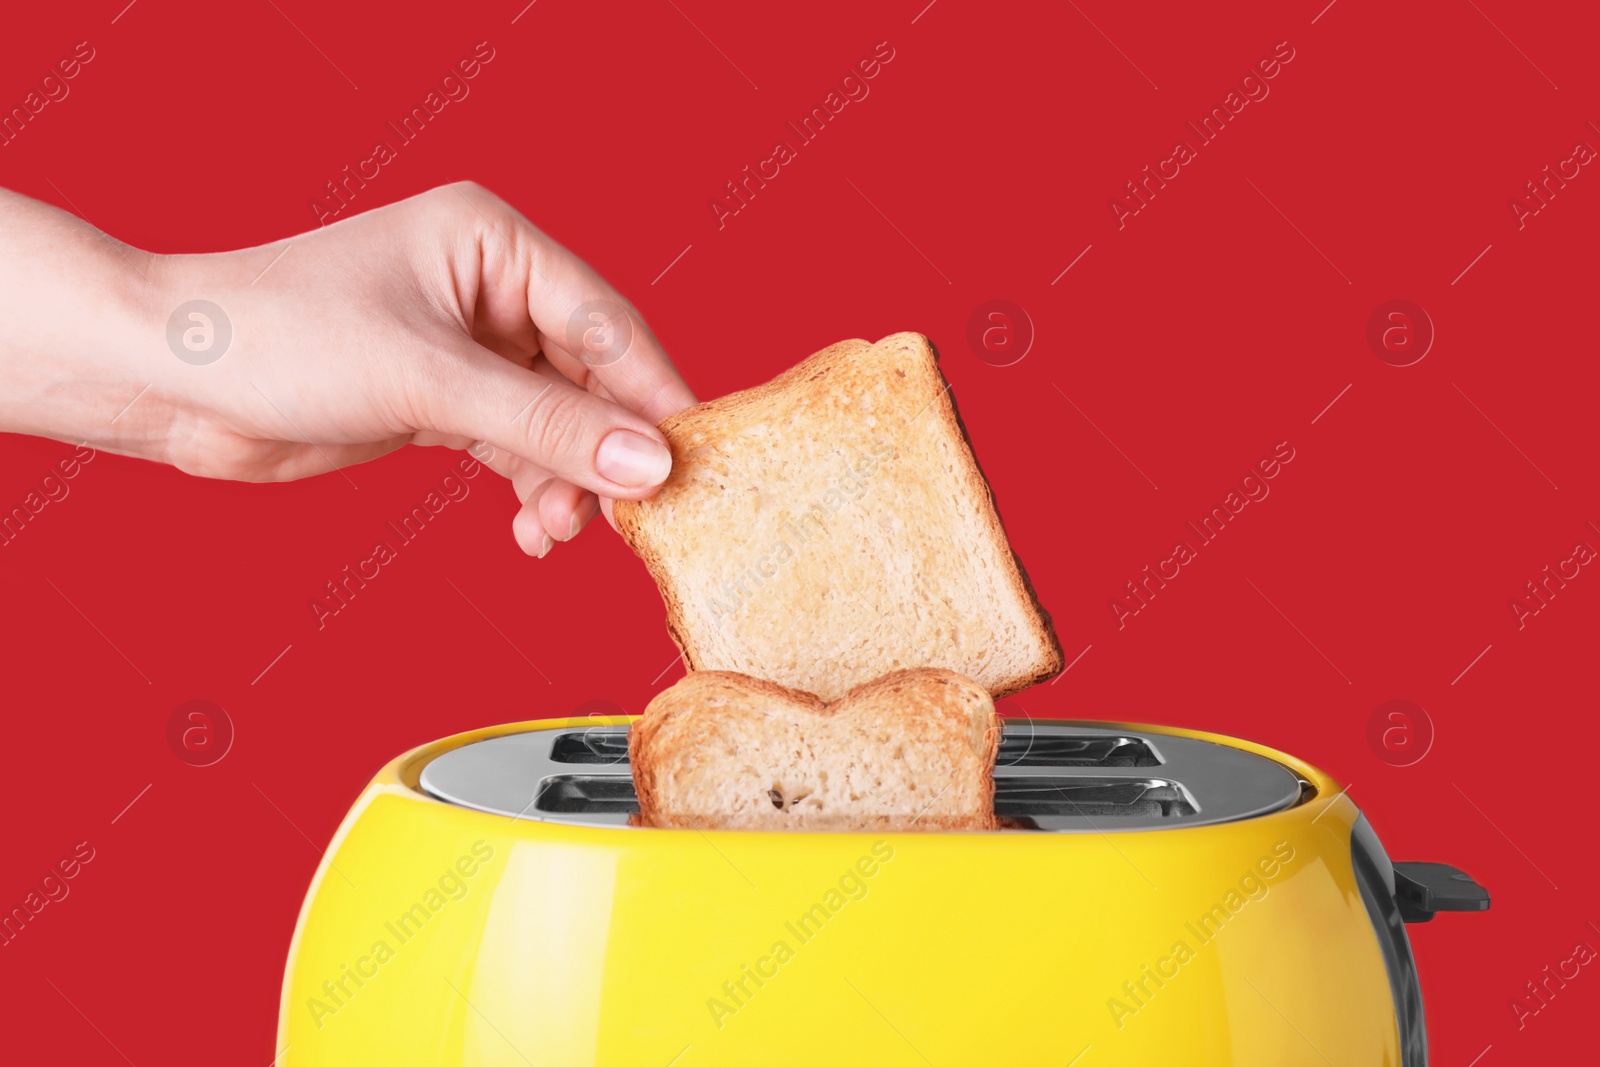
429,343,674,499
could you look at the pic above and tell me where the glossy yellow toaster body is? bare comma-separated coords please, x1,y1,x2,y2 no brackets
278,717,1483,1066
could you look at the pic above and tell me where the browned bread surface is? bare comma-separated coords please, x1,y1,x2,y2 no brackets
615,331,1063,701
630,668,1000,831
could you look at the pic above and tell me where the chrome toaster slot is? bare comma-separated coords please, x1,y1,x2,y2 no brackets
993,777,1196,820
420,721,1304,831
535,775,638,813
996,733,1160,767
548,732,629,764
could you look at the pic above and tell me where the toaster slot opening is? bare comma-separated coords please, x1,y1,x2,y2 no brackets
529,776,1198,820
553,730,1165,768
994,777,1196,819
536,775,639,813
549,732,630,765
421,723,1302,829
997,733,1161,767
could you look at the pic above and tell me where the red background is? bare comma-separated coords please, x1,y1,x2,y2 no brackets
2,0,1596,1062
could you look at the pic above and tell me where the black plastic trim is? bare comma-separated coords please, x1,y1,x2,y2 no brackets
1393,862,1491,923
1350,815,1428,1067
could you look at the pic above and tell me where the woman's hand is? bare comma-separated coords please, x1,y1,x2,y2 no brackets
0,182,696,555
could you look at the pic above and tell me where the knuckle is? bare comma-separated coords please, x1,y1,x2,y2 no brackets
423,181,525,263
429,179,481,205
420,181,498,231
451,179,494,202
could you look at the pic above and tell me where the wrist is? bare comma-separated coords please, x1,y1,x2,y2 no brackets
0,222,165,450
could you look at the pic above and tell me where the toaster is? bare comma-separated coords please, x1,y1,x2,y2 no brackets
277,716,1489,1065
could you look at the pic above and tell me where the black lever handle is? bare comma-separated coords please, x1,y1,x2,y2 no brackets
1392,862,1491,923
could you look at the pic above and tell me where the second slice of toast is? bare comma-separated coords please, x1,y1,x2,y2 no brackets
630,668,1000,831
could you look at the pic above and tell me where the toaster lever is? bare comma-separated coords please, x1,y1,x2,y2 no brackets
1392,862,1491,923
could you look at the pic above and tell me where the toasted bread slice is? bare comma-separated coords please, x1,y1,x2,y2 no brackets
615,331,1062,701
630,668,1000,831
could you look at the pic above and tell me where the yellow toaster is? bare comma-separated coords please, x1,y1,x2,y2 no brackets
277,716,1488,1065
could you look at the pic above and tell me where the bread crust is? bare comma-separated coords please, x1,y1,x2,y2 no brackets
924,334,1065,689
631,668,1000,832
615,332,1062,699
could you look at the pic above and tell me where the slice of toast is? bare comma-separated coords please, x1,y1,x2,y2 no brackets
615,331,1063,701
630,668,1000,831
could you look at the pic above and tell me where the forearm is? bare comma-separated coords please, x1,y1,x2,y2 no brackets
0,188,162,448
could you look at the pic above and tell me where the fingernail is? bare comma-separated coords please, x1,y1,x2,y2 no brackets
568,512,583,539
539,534,553,558
596,429,671,489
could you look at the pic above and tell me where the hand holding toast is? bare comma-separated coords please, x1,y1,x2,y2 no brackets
0,182,696,555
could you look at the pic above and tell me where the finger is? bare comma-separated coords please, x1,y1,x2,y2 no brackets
536,328,695,425
461,189,698,423
545,486,600,541
408,425,600,556
498,445,595,549
418,379,628,510
418,423,599,544
417,434,530,485
529,476,580,542
548,300,696,423
424,358,611,470
512,503,553,558
510,462,554,505
424,338,674,500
